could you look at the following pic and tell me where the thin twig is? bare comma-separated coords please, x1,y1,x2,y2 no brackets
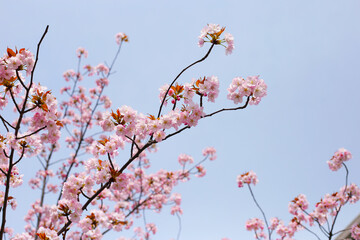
9,90,20,113
247,184,271,239
15,70,28,91
0,115,15,131
203,96,250,118
16,126,46,140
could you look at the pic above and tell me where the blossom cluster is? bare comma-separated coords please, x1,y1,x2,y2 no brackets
1,47,34,79
327,147,352,171
237,171,258,188
245,218,266,239
227,76,267,105
198,24,234,55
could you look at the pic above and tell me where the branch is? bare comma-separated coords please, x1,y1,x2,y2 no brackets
0,115,15,131
30,25,49,87
9,89,21,113
15,70,28,91
13,147,26,165
163,126,190,141
107,153,115,170
156,43,215,118
126,135,140,152
247,184,271,239
203,96,250,118
58,140,154,236
24,105,38,114
16,126,47,140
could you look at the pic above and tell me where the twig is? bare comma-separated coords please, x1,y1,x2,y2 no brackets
203,96,250,118
247,184,271,239
16,126,46,140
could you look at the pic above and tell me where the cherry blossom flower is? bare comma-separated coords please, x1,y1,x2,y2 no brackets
198,23,235,55
327,148,352,171
237,171,258,188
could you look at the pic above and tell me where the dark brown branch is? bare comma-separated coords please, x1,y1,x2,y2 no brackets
0,26,49,240
9,90,20,113
16,126,47,140
107,153,115,170
203,96,250,118
0,168,7,177
15,70,28,91
24,105,38,113
80,188,90,199
126,135,140,151
13,147,26,165
163,126,190,141
0,115,15,131
0,149,14,239
30,25,49,87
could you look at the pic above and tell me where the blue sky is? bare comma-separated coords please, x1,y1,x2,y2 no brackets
1,0,360,239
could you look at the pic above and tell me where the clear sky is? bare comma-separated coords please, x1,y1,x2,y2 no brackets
1,0,360,239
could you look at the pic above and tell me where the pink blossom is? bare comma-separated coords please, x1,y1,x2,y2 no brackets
237,171,258,188
202,147,216,160
198,24,235,55
351,224,360,240
76,47,88,58
178,153,194,166
327,148,352,171
245,218,264,231
115,32,129,44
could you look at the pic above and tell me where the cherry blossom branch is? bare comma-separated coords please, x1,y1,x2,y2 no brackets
203,96,250,118
163,126,191,141
15,126,47,140
0,25,49,240
57,141,153,236
9,89,20,113
107,153,115,170
156,43,215,118
0,115,15,131
0,168,7,177
162,98,250,143
102,154,211,236
247,184,271,239
108,39,124,74
328,164,350,239
297,222,321,240
24,105,38,113
0,149,14,239
333,227,352,236
62,55,82,118
34,146,54,240
30,25,49,88
13,147,26,165
126,135,140,151
300,208,329,237
343,163,349,192
57,42,124,202
15,70,28,91
176,211,182,240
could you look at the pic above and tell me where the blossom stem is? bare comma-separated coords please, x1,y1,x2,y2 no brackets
247,184,271,240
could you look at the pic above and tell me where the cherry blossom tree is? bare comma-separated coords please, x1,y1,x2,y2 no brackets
0,24,267,240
